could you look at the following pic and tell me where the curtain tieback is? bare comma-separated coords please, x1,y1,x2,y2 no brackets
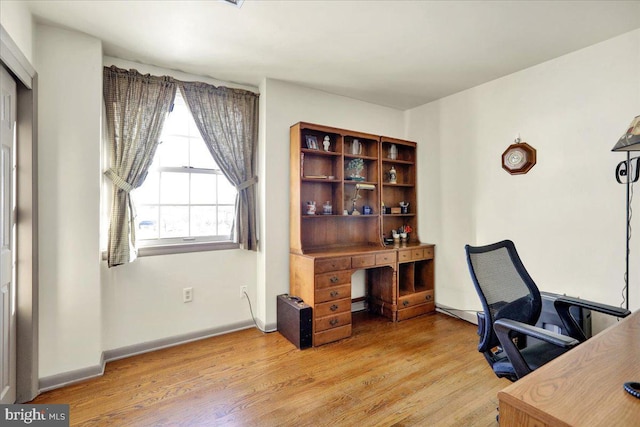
104,169,134,193
236,176,258,191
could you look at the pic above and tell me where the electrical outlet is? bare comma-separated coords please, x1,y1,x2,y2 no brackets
183,287,193,303
240,286,248,299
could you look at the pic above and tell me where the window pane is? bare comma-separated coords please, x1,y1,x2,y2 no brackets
160,172,189,204
218,205,235,237
134,172,159,204
191,174,216,204
160,206,189,238
136,205,159,240
129,88,238,246
158,136,189,167
162,105,190,136
190,138,216,169
218,177,237,205
191,206,216,236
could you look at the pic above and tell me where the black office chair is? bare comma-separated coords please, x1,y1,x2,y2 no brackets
465,240,630,381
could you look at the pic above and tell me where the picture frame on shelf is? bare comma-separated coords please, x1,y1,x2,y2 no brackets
305,135,318,149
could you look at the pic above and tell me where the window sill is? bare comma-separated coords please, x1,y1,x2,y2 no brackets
101,241,240,260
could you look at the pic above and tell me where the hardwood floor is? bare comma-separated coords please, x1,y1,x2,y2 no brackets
30,312,506,426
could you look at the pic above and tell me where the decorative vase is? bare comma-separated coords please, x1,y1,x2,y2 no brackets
352,139,362,155
306,201,316,215
389,144,398,160
389,166,397,184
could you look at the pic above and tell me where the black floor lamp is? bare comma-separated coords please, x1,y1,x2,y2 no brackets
612,115,640,311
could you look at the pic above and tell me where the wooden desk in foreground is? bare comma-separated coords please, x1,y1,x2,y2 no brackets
498,309,640,426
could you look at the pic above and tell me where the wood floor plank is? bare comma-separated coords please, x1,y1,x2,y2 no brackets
30,312,506,426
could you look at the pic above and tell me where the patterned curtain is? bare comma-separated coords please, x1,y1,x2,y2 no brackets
179,81,259,250
103,66,176,267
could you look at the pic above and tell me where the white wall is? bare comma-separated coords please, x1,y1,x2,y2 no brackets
0,0,34,64
258,79,405,327
100,249,257,349
35,25,103,377
407,29,640,331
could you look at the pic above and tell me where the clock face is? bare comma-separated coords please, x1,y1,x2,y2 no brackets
501,142,536,175
504,148,527,170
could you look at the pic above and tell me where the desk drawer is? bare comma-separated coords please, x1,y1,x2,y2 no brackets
315,257,351,273
398,249,412,262
314,324,351,346
398,290,434,308
315,298,351,317
411,249,425,260
375,252,396,265
423,247,434,259
315,284,351,303
315,311,351,332
397,302,435,321
351,254,375,269
315,270,352,288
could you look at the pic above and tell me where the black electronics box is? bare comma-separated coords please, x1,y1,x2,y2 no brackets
528,291,592,346
277,294,312,349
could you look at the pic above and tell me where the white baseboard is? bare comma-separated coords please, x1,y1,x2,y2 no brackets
435,304,479,325
39,320,256,393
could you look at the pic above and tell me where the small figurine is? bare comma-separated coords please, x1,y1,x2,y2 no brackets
306,201,316,215
323,135,330,151
389,166,397,184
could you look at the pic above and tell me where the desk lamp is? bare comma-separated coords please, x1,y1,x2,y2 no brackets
612,115,640,311
351,183,375,214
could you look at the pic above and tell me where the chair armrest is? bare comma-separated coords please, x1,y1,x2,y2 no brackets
494,318,579,348
554,296,631,342
494,318,579,379
555,296,630,317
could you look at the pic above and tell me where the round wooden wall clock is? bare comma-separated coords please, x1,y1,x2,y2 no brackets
502,139,536,175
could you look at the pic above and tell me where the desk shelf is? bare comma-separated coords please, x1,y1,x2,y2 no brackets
290,122,435,346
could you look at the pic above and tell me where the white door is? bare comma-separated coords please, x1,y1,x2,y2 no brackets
0,65,17,404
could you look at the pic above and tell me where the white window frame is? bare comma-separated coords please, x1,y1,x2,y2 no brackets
135,165,239,253
101,88,240,258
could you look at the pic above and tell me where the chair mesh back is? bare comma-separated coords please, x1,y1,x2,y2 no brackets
466,241,542,352
469,247,531,320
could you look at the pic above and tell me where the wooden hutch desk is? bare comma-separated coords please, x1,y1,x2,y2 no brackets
289,122,435,347
498,309,640,426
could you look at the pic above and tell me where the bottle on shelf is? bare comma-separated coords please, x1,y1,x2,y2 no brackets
389,144,398,160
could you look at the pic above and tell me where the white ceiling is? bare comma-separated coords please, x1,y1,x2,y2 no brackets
26,0,640,110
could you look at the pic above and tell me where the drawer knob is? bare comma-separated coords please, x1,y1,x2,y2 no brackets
330,276,339,283
403,300,409,307
426,295,432,301
330,290,339,297
330,304,339,311
330,319,339,326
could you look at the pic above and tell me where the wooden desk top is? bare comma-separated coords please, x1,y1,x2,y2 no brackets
498,310,640,426
293,242,434,259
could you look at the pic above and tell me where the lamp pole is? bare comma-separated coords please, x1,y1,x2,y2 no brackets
624,152,630,312
615,154,639,311
612,115,640,311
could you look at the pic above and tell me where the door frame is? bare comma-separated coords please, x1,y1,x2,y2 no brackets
1,24,39,403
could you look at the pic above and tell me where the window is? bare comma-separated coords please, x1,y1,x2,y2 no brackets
133,89,237,249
